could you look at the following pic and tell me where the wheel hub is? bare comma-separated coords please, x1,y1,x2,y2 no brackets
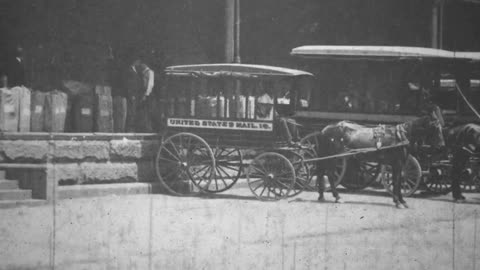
179,162,188,168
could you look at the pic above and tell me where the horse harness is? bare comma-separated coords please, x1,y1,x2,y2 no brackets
373,124,409,149
336,121,409,150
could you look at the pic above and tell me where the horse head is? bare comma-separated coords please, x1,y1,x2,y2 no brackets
319,122,350,155
410,105,445,150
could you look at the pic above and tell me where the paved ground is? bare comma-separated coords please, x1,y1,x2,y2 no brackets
0,185,479,270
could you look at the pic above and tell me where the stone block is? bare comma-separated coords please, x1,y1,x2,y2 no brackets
51,141,110,162
52,141,84,160
79,162,137,183
0,140,48,162
140,140,159,159
81,141,110,160
137,161,156,182
110,139,142,160
110,139,159,160
52,163,82,184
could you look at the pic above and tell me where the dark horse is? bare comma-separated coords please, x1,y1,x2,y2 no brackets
444,123,480,201
315,113,445,208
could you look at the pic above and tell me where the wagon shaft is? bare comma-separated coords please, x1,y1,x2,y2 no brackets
301,141,410,164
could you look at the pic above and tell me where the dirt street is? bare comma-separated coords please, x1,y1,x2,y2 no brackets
1,187,479,270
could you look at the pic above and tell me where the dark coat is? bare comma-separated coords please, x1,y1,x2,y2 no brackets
7,57,26,87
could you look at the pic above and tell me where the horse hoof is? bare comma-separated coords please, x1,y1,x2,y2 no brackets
454,195,466,203
318,196,326,202
335,198,344,204
395,203,405,209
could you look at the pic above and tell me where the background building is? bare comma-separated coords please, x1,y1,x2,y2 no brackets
0,0,478,89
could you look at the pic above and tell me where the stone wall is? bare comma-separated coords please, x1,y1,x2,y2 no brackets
0,133,161,185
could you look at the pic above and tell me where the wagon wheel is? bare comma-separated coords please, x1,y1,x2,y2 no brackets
155,132,215,196
286,150,311,197
475,174,480,192
423,163,452,194
198,147,243,193
300,132,347,189
382,154,422,197
341,158,383,190
460,158,480,192
246,152,296,201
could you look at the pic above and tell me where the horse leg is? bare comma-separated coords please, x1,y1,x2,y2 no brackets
397,160,409,208
316,167,326,202
451,150,468,202
327,171,342,203
391,165,404,209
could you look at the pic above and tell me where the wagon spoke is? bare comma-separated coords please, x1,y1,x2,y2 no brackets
178,135,184,150
214,173,219,190
194,176,207,186
163,167,181,180
196,147,210,158
168,141,183,161
405,178,417,187
251,180,264,189
402,180,412,191
161,146,181,162
201,166,213,180
296,177,308,185
218,156,241,164
271,186,284,197
258,162,269,176
157,156,178,164
274,180,291,190
259,185,267,196
266,186,271,198
220,148,237,157
251,165,267,175
217,165,234,180
191,167,211,185
218,163,241,172
202,169,215,188
249,174,264,179
185,135,192,151
190,164,210,176
213,147,221,157
276,170,294,178
215,167,229,187
218,164,241,172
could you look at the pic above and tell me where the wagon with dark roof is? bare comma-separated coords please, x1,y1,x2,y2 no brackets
155,63,318,200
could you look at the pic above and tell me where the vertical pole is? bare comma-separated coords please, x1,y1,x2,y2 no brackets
439,0,444,49
234,0,241,63
431,3,439,48
225,0,235,63
432,0,445,49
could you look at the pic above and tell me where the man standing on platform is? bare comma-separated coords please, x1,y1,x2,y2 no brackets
126,54,155,132
7,45,26,87
107,49,128,132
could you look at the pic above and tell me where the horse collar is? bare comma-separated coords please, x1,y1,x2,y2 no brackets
395,123,409,142
373,125,386,149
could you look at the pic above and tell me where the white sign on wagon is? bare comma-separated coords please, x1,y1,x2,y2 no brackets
168,118,273,131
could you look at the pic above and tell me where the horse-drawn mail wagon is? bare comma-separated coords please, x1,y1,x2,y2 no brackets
156,63,318,200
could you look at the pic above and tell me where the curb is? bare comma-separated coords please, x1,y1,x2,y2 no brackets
0,199,47,209
56,182,165,200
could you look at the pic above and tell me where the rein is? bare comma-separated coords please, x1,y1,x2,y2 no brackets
455,83,480,121
395,122,410,142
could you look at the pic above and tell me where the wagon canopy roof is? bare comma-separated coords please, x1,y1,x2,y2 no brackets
291,46,457,60
453,52,480,62
165,63,313,78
